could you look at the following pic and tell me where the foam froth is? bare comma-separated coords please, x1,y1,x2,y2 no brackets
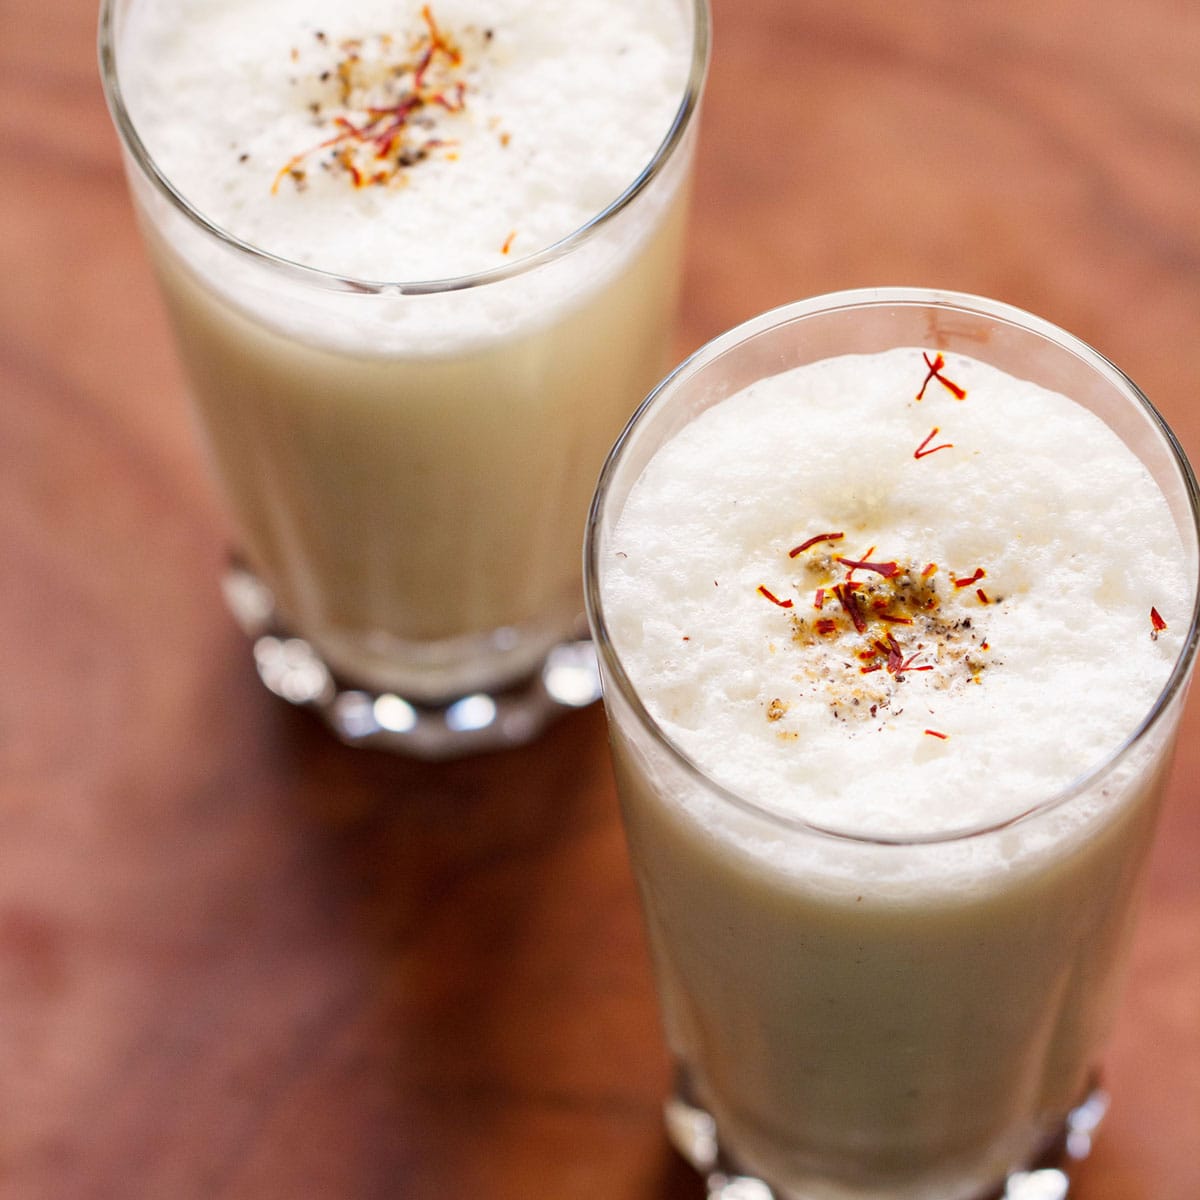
119,0,690,281
603,348,1191,840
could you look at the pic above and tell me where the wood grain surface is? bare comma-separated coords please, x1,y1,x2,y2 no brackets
2,2,1198,1197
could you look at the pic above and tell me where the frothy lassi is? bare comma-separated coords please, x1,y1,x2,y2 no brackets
102,0,706,736
587,293,1199,1199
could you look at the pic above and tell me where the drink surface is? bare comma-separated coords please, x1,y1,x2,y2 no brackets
119,0,690,281
603,347,1191,840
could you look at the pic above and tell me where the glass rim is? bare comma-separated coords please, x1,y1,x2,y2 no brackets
97,0,710,296
584,286,1200,847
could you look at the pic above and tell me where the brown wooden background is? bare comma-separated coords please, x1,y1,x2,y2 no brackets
2,1,1198,1197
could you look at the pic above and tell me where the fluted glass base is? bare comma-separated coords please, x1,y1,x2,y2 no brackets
665,1068,1109,1200
221,561,601,759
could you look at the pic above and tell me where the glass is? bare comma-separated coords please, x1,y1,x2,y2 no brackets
584,289,1200,1199
98,0,709,757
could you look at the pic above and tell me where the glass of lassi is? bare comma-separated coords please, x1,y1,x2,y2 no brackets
585,289,1200,1199
98,0,708,757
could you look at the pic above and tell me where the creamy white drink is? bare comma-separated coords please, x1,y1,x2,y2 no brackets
588,297,1199,1199
104,0,704,715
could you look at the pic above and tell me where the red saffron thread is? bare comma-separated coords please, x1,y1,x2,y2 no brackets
884,632,904,674
954,568,986,589
501,230,517,255
813,588,826,610
1150,607,1167,639
833,584,868,634
842,546,874,582
790,531,845,557
836,556,900,579
976,588,991,605
916,352,967,401
815,618,838,636
914,426,954,459
924,729,949,739
922,562,938,577
758,585,794,609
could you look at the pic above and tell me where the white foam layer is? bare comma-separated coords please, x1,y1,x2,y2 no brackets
119,0,690,281
604,349,1192,839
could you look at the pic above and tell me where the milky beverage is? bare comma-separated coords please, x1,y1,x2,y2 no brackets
596,342,1196,1198
113,0,699,699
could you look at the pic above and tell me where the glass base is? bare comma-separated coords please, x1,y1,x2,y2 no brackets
665,1069,1109,1200
221,561,602,759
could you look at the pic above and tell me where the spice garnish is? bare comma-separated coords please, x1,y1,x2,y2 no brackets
761,532,995,729
916,352,967,401
841,547,874,583
833,584,868,633
1150,607,1167,639
790,532,845,557
272,6,473,195
758,585,794,609
884,632,904,673
924,729,949,740
953,568,986,589
976,588,991,605
836,556,900,579
501,230,517,255
914,426,954,459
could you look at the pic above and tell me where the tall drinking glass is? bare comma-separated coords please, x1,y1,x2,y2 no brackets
585,289,1200,1199
99,0,708,757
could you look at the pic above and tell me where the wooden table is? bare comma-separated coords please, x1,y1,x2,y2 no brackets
2,1,1198,1197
